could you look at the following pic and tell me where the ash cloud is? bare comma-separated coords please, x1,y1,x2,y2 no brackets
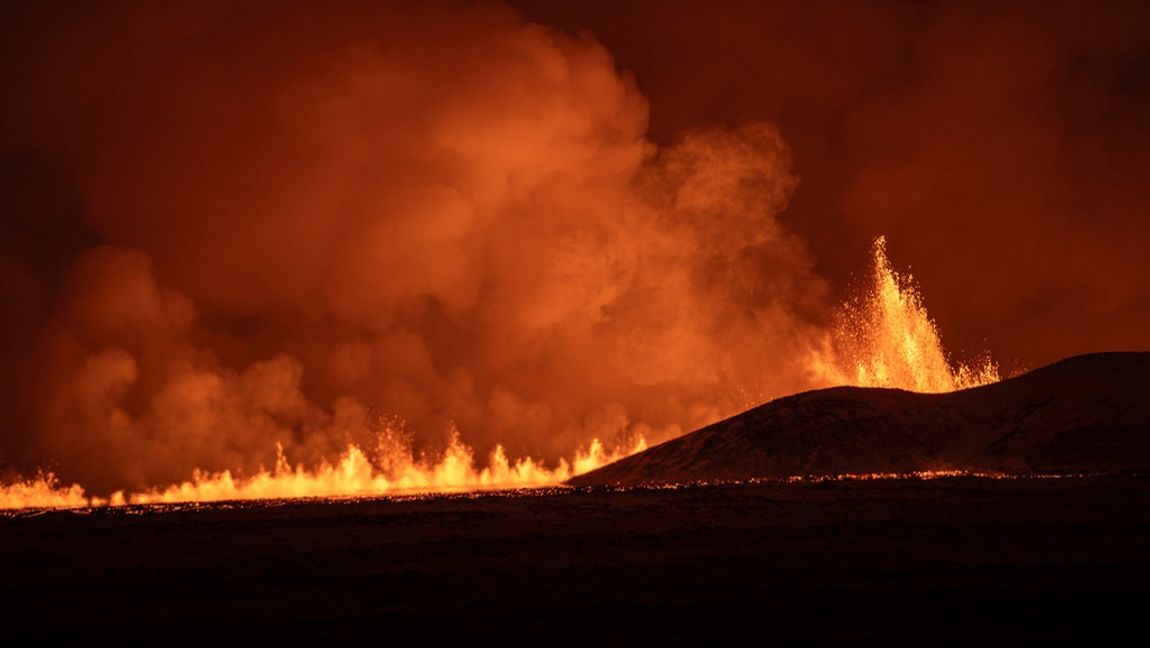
0,1,830,492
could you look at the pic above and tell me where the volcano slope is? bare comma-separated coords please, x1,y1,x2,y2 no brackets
572,352,1150,486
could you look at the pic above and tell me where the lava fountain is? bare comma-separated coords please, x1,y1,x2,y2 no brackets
810,236,999,392
0,237,996,511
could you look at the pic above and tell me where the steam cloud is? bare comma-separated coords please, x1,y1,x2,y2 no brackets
1,1,838,493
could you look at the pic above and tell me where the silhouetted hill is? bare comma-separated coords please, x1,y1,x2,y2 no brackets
570,352,1150,486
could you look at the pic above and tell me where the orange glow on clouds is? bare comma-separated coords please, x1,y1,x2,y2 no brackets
1,236,994,511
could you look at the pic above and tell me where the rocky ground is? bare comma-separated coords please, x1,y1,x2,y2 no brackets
2,474,1147,643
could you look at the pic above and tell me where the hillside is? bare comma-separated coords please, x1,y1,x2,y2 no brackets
570,352,1150,486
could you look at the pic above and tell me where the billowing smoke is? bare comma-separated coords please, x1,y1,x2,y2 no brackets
518,0,1150,369
0,1,837,494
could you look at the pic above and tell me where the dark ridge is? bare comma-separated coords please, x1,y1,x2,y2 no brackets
569,351,1150,486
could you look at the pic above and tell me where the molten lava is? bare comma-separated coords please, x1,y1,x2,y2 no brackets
812,236,1000,392
0,236,996,511
1,432,647,510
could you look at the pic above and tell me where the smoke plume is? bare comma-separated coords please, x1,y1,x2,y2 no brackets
518,0,1150,368
0,1,844,494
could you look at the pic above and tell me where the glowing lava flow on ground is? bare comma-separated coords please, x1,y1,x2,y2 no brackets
0,434,647,511
0,237,998,511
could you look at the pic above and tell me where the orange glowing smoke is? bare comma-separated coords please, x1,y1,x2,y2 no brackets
0,236,998,512
810,236,1000,392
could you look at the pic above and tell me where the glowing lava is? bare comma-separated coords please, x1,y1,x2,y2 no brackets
0,474,89,510
812,236,999,392
1,432,647,511
1,236,997,511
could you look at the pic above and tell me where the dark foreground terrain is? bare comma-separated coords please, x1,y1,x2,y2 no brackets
2,475,1148,644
